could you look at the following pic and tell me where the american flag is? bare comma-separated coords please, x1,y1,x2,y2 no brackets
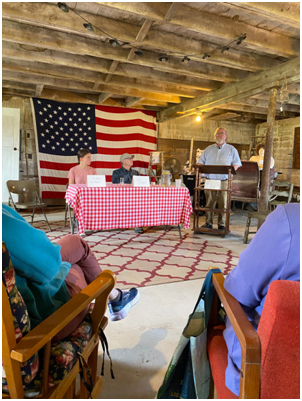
31,98,157,199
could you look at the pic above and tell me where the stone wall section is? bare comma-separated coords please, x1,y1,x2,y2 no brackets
255,117,300,187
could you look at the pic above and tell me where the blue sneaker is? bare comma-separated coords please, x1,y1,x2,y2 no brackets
108,288,140,321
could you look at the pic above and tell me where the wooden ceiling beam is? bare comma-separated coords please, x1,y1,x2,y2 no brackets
226,2,300,29
124,97,143,107
105,60,119,83
2,8,284,72
158,57,300,122
2,69,204,99
36,88,162,109
1,66,184,103
95,2,169,22
90,2,300,58
127,19,153,62
219,102,298,117
2,22,255,83
35,84,44,97
236,96,300,112
164,3,181,21
168,5,299,58
2,80,35,91
2,57,220,92
98,93,112,103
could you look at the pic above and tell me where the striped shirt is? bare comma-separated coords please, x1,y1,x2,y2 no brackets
198,143,241,180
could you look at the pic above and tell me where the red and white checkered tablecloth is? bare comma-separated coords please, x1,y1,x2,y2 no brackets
65,184,193,235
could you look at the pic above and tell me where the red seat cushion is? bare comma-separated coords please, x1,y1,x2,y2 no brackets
207,325,238,399
258,280,300,399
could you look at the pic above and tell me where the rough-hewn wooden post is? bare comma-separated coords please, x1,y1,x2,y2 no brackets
258,87,278,213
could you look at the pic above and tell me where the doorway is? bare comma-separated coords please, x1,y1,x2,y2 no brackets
2,107,20,203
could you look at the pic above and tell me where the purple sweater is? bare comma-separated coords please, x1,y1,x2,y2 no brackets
223,204,300,395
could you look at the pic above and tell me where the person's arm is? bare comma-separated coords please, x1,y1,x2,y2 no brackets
231,148,242,170
224,205,291,311
112,170,119,183
68,168,75,184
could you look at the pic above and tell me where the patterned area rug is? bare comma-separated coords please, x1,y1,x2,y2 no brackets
36,219,239,290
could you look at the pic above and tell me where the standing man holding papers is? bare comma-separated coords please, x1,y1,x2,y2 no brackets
197,127,241,230
112,153,143,234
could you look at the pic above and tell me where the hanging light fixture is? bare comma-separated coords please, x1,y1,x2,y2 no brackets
57,2,69,13
134,49,144,57
182,56,190,64
196,109,202,122
221,46,229,53
159,55,169,62
109,39,120,47
202,53,211,60
236,33,247,45
83,23,94,32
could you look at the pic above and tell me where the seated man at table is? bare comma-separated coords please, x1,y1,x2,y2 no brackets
112,153,143,234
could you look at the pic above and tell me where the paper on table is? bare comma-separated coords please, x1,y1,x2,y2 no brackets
87,175,106,187
133,175,150,187
204,179,221,190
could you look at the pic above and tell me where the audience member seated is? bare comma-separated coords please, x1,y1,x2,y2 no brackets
250,143,274,186
68,148,97,185
2,203,140,341
112,153,143,234
223,203,300,395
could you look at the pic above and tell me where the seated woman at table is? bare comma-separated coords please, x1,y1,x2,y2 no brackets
68,148,97,185
2,203,140,342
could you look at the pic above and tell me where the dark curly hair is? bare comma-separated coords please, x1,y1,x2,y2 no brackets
256,143,265,155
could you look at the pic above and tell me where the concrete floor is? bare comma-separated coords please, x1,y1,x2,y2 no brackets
37,208,256,399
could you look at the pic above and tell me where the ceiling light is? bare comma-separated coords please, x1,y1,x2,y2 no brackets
237,33,247,45
202,53,211,60
196,109,202,122
57,2,69,12
109,39,120,47
134,49,144,57
159,55,169,62
182,56,190,64
83,23,94,32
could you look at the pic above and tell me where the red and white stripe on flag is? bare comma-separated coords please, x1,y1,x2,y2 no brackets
31,98,157,199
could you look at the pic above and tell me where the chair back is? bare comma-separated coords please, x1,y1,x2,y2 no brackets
258,280,300,399
269,180,294,206
7,180,38,205
7,180,36,195
231,161,259,203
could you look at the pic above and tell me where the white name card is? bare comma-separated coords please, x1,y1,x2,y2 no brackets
133,175,150,187
204,179,221,190
87,175,106,187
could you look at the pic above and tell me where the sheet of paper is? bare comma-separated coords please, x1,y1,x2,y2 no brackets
133,175,150,187
204,179,221,190
87,175,106,187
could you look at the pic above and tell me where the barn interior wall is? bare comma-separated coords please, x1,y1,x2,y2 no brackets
158,115,255,170
2,97,38,185
255,117,300,187
2,97,299,194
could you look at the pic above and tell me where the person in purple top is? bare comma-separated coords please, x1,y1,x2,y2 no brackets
223,203,300,395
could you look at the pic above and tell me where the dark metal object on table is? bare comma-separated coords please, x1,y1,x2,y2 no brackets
192,165,236,238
